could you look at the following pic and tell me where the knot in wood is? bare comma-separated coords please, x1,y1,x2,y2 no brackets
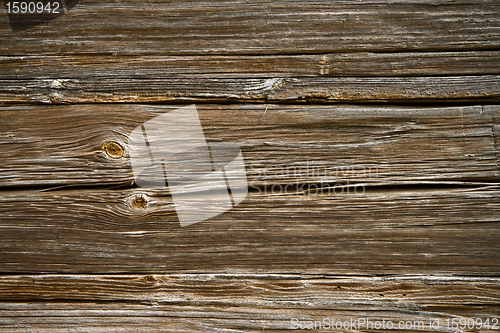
130,195,148,209
144,275,156,283
104,141,124,159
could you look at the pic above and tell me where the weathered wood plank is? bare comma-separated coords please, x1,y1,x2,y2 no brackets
1,76,499,104
1,303,497,332
1,51,499,79
0,104,498,187
2,274,498,303
0,275,498,332
0,187,498,274
0,0,499,55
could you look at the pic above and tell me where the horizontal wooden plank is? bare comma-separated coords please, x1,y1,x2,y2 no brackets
0,104,498,188
1,51,499,79
0,305,498,333
0,187,498,274
1,274,498,303
0,275,498,332
1,76,500,104
1,0,499,55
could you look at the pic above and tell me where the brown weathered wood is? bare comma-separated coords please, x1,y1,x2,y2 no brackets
1,0,499,329
0,187,498,274
1,51,499,79
1,76,499,104
0,104,498,187
0,0,499,55
0,275,498,332
486,105,500,170
3,274,497,303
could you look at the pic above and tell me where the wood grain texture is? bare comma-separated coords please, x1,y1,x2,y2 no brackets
0,104,498,188
0,303,497,333
0,187,498,274
1,76,499,104
1,1,500,329
0,0,499,55
1,51,499,79
0,275,498,332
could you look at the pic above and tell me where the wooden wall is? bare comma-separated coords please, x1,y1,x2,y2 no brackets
0,1,499,331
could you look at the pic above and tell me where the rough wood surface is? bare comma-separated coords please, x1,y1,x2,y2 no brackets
1,0,499,330
1,0,499,55
2,76,499,104
0,187,498,274
2,51,498,104
2,51,499,79
0,275,498,332
1,104,498,188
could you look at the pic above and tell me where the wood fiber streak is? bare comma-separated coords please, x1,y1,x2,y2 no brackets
0,276,498,332
0,188,498,274
486,105,500,169
0,104,498,187
1,76,499,104
0,0,499,55
1,51,499,79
